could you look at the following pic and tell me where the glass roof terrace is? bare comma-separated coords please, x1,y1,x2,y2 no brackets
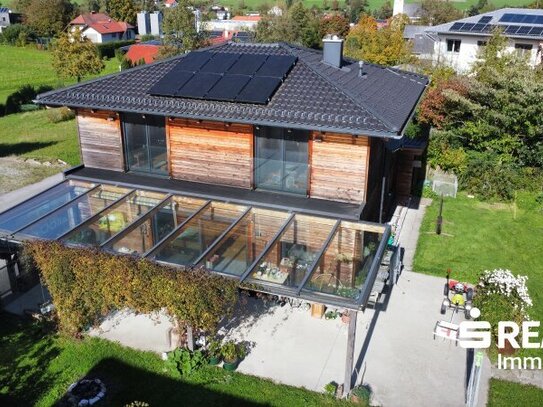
0,179,390,310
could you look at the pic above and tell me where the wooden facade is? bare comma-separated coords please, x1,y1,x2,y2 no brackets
167,118,253,189
76,109,124,171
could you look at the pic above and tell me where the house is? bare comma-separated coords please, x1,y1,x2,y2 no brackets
403,24,435,61
124,42,161,64
206,15,261,32
0,7,22,33
137,11,163,37
164,0,177,8
393,0,423,22
0,41,425,389
426,8,543,72
70,12,135,43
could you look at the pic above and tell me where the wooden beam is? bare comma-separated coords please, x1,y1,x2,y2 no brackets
344,309,357,395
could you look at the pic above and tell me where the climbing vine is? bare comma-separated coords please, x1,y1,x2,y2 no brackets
24,241,239,336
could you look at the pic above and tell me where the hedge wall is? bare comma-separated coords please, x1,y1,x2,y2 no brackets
24,241,239,336
96,40,135,59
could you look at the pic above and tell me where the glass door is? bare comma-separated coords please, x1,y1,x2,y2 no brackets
255,126,308,195
123,114,168,176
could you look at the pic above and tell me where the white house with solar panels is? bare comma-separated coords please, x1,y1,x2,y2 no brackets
425,8,543,73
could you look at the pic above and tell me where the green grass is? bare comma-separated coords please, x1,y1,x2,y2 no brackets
0,314,358,407
0,45,119,105
413,192,543,322
488,379,543,407
0,110,79,165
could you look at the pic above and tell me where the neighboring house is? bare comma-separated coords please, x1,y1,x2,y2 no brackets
164,0,177,8
393,0,423,22
403,24,435,61
206,15,261,32
125,43,161,64
137,11,163,37
426,8,543,72
0,41,426,332
70,12,135,43
0,7,22,33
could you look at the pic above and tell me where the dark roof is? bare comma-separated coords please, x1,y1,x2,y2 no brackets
36,42,428,137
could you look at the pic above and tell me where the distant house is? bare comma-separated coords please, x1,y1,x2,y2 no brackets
206,14,261,32
0,7,22,33
393,0,423,22
403,24,435,61
70,11,135,44
125,43,161,64
426,8,543,72
164,0,178,8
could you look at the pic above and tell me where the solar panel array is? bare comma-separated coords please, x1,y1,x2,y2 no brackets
149,51,296,104
500,13,543,25
449,21,543,37
478,16,492,24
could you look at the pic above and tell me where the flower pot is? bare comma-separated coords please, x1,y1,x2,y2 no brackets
222,359,239,371
209,356,221,366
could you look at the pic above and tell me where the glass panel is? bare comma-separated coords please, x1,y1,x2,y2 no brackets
199,208,289,276
108,195,207,255
283,131,308,195
62,190,166,246
148,116,168,175
249,215,335,288
303,222,383,301
0,180,94,233
152,202,247,266
19,185,130,239
124,114,150,173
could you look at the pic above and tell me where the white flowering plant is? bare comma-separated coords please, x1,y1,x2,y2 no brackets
474,268,533,347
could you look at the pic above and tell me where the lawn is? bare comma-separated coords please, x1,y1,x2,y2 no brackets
0,45,119,105
0,313,358,407
413,192,543,322
488,379,543,407
0,109,79,165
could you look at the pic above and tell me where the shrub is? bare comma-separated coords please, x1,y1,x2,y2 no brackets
96,40,136,59
221,340,246,363
474,269,532,351
46,106,75,123
166,348,207,376
23,241,239,336
351,385,371,403
3,84,53,116
0,24,35,46
324,381,338,397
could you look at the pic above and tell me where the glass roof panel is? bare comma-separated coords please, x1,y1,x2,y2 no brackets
0,180,94,233
107,195,207,255
198,208,290,277
19,185,130,239
301,221,384,301
62,190,166,246
246,214,336,289
151,201,248,266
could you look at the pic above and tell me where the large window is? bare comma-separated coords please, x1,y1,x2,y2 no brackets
515,43,533,57
254,126,309,195
446,39,461,53
122,114,168,176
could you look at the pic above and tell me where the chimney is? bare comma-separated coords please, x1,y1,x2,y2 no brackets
322,35,344,68
393,0,404,16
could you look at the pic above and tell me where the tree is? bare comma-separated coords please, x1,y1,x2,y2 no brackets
420,0,462,26
373,1,392,20
159,0,207,58
467,0,495,17
52,28,105,82
105,0,136,25
24,0,75,37
345,14,413,66
319,14,350,39
347,0,367,23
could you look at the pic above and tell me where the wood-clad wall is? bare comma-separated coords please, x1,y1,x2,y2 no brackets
309,132,370,204
168,118,253,188
76,109,124,171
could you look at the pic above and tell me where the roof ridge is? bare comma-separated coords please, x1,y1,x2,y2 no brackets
280,43,398,132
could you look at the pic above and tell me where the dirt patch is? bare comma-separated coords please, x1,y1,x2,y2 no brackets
0,156,66,195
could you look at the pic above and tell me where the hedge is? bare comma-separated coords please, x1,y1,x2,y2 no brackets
96,40,136,59
24,241,239,336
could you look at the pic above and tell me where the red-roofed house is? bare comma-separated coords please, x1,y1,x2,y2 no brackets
231,15,261,22
125,43,160,64
70,11,135,43
164,0,178,8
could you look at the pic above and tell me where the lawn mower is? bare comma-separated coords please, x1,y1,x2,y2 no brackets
440,269,474,320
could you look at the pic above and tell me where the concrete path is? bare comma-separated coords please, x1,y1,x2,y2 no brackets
0,172,64,212
492,367,543,389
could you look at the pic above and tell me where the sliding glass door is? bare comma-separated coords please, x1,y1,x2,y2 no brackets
123,114,168,176
255,126,309,195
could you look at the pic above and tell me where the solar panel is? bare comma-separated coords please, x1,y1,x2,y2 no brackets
537,16,543,25
256,55,297,78
471,23,487,32
206,75,252,101
450,22,463,31
479,16,492,23
200,53,240,73
149,70,194,97
529,26,543,36
510,14,524,23
175,52,214,72
501,13,543,25
236,76,282,104
228,54,267,75
176,72,222,98
504,25,520,35
460,23,476,32
517,26,532,35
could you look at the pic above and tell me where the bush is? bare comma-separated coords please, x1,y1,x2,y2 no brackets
351,385,371,403
167,348,207,376
46,106,75,123
324,381,338,397
474,269,532,351
3,84,53,116
0,24,35,45
221,340,246,363
24,241,239,336
96,40,135,59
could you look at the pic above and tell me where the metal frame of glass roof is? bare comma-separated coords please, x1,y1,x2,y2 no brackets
0,180,391,310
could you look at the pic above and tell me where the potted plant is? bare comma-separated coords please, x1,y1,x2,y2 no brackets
350,385,371,404
207,338,222,366
221,340,246,371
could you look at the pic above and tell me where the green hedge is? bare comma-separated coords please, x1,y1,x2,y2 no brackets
96,40,136,59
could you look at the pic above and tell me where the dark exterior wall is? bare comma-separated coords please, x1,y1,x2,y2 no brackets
76,109,124,172
362,138,386,221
